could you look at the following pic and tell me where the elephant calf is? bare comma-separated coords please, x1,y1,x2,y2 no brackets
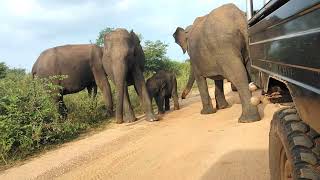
146,70,179,114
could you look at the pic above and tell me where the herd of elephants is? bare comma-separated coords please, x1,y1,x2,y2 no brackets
31,4,261,124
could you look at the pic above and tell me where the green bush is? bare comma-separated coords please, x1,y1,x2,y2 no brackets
0,73,110,165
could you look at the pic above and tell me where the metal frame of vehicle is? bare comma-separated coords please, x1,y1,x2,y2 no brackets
247,0,320,132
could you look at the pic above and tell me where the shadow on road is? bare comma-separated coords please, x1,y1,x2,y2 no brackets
201,149,269,180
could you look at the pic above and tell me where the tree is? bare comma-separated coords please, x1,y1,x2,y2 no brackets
7,68,25,76
93,27,114,47
0,62,8,79
143,40,170,73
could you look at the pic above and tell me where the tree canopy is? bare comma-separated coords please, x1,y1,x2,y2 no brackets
94,27,114,47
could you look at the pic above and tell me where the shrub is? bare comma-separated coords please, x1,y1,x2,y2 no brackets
0,73,109,165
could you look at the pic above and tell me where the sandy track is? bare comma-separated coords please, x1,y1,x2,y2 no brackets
0,83,280,180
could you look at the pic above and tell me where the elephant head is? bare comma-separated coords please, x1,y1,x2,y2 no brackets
173,27,188,54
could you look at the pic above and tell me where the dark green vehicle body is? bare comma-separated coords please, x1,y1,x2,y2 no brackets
248,0,320,132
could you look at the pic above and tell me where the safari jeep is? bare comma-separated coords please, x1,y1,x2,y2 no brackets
246,0,320,179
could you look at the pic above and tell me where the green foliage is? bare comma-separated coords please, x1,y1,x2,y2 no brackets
64,92,107,125
7,68,26,76
175,60,192,93
144,40,170,73
0,71,110,166
94,27,114,47
0,62,8,79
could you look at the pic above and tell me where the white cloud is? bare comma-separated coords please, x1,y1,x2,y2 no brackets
115,0,136,11
1,0,100,23
3,0,39,17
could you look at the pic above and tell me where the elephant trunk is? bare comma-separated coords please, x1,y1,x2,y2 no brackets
114,61,127,124
181,66,195,99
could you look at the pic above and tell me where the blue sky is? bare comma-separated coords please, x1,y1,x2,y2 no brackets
0,0,263,71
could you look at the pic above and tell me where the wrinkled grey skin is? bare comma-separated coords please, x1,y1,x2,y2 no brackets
181,65,229,110
146,70,180,114
102,29,158,124
32,44,113,117
173,3,260,122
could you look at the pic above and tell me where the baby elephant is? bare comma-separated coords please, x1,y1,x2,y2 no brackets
146,70,180,114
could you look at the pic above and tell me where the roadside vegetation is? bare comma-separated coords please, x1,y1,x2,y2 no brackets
0,27,192,167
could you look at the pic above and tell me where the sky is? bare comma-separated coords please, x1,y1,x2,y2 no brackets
0,0,264,71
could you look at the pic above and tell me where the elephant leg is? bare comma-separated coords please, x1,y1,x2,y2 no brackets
56,95,68,118
123,84,137,123
93,84,98,99
133,66,158,121
92,71,113,117
195,75,216,114
214,79,229,109
87,86,93,98
222,56,261,122
156,95,165,114
165,96,170,111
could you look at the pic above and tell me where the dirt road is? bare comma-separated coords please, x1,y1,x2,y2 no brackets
0,83,280,180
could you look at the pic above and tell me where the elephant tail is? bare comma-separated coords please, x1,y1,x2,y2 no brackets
181,64,195,99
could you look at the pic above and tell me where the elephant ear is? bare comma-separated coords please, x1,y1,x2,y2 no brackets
173,27,188,54
130,30,145,70
130,30,141,45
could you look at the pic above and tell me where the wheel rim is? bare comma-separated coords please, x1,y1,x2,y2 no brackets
280,148,293,180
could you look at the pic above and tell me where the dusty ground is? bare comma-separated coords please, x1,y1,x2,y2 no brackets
0,83,281,180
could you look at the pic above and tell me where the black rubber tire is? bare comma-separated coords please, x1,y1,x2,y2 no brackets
269,107,320,180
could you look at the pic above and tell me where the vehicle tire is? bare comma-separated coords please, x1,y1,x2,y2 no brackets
269,107,320,180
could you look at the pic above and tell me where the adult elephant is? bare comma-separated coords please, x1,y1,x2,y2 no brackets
101,29,158,124
32,44,113,117
173,3,260,122
146,70,179,114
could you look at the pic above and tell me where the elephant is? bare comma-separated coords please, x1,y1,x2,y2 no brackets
146,70,180,114
101,28,158,124
32,44,113,117
173,3,261,122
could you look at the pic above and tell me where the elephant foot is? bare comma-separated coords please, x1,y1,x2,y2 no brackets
124,116,137,123
174,105,180,110
216,101,229,110
158,110,165,115
116,119,124,124
200,106,216,114
146,114,160,122
238,110,261,123
181,90,188,99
